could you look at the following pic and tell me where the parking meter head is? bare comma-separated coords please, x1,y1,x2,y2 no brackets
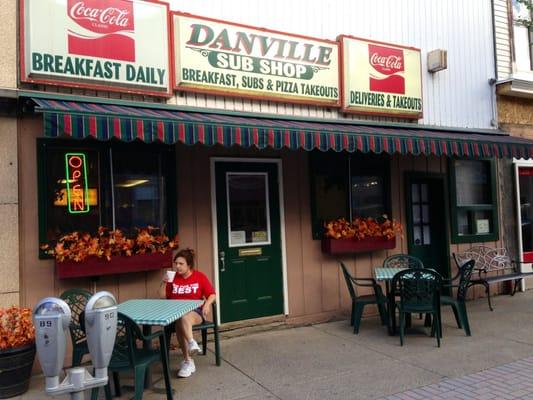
85,291,117,370
32,297,71,377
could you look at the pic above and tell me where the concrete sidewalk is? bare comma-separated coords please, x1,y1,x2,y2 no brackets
21,289,533,399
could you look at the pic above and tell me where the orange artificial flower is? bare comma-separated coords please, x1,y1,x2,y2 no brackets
324,215,403,240
41,226,180,263
0,306,35,350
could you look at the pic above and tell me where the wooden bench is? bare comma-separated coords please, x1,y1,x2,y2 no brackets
454,246,533,311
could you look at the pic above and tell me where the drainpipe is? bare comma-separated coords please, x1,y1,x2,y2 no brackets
490,0,499,128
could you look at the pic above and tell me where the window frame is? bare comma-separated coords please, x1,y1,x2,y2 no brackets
449,157,499,243
309,151,391,240
37,138,177,258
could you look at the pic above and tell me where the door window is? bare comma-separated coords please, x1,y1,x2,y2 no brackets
411,183,431,246
226,173,271,247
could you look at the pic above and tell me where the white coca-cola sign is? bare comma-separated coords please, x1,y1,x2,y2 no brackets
370,53,403,71
340,35,422,118
21,0,171,96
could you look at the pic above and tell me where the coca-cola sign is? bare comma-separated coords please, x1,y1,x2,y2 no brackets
67,0,135,62
340,35,422,119
21,0,171,96
368,44,405,95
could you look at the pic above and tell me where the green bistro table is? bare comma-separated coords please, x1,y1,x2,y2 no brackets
374,267,405,335
117,299,203,390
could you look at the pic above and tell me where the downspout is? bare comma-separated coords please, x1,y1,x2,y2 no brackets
490,0,499,128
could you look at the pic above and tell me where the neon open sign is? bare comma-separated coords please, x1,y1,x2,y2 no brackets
65,153,90,214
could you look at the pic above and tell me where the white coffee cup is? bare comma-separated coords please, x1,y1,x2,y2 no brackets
166,270,176,282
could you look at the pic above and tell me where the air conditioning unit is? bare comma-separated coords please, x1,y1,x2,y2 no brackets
427,49,447,73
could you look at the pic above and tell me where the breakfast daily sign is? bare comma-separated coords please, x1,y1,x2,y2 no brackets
20,0,171,96
173,13,340,106
340,35,423,118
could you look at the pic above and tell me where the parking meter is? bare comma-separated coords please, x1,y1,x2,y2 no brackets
33,297,71,390
84,291,117,379
33,292,118,399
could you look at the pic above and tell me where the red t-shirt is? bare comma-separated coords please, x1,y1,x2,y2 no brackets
165,270,215,300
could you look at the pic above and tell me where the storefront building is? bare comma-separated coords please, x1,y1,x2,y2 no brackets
2,0,533,327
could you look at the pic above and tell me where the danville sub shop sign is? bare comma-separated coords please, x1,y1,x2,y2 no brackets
20,0,172,96
173,13,340,106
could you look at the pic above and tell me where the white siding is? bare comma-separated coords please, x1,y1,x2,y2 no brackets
167,0,496,129
494,0,512,79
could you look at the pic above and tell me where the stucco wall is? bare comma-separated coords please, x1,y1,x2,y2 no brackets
0,1,17,89
0,117,19,306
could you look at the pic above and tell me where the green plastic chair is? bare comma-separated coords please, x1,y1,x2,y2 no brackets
59,288,92,367
391,268,442,347
165,302,221,366
91,312,172,400
339,261,388,334
441,259,476,336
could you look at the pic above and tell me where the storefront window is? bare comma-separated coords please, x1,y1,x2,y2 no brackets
309,152,390,239
450,159,498,243
38,140,175,252
112,149,166,235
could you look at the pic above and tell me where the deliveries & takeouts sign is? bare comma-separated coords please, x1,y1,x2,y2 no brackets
21,0,171,96
340,35,423,118
173,13,340,106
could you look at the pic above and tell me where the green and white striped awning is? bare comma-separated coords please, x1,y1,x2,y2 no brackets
32,97,533,159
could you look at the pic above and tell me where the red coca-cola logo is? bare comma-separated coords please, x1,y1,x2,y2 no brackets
68,0,133,34
369,44,404,75
67,0,136,62
368,44,405,94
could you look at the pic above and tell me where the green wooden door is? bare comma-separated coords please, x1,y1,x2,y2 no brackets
214,161,284,323
405,173,450,280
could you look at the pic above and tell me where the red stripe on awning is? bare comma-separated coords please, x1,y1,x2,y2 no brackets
452,141,459,156
156,121,164,141
268,128,274,147
113,118,121,138
179,123,186,143
441,140,448,155
88,116,97,137
64,114,72,135
197,124,205,144
136,119,144,141
419,139,426,155
236,127,242,145
357,136,363,151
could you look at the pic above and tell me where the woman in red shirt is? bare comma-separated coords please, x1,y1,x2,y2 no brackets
159,248,216,378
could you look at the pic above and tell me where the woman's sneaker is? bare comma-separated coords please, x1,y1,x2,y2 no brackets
177,359,196,378
188,338,201,355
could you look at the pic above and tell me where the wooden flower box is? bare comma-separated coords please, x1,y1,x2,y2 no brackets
56,252,172,279
321,237,396,255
